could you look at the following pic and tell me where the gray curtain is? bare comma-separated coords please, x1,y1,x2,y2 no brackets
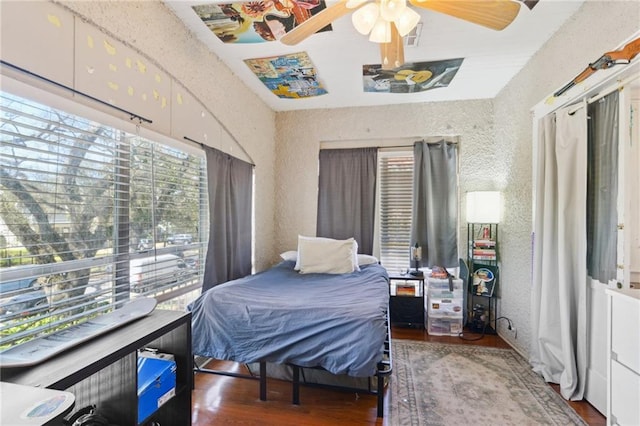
411,140,458,268
531,105,588,401
587,91,619,283
317,148,377,254
202,146,253,293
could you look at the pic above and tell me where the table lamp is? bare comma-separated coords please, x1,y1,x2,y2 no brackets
410,242,423,277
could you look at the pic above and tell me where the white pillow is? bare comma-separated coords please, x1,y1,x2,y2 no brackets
279,250,297,262
295,236,358,274
357,254,379,266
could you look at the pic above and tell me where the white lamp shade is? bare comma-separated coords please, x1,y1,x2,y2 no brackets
352,3,379,35
394,7,420,37
466,191,502,223
369,17,391,43
379,0,406,22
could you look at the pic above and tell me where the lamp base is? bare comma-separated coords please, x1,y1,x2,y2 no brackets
409,270,424,277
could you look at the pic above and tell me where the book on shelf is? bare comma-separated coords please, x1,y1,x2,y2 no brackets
472,263,498,297
395,284,417,296
473,239,496,248
473,248,496,260
473,255,497,261
473,248,496,256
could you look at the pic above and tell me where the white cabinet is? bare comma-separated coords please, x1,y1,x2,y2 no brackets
607,288,640,426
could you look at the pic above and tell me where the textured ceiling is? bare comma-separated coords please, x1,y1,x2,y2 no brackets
164,0,585,111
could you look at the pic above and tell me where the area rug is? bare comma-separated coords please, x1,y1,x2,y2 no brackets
387,341,587,426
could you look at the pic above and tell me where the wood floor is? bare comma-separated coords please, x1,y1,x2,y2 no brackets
192,326,606,425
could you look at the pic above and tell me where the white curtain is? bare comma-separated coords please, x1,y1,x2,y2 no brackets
530,104,588,401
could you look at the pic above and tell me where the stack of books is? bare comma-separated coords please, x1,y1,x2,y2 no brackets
473,239,496,260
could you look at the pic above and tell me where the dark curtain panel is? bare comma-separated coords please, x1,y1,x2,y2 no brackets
411,140,458,268
202,146,253,293
317,148,377,254
587,91,619,283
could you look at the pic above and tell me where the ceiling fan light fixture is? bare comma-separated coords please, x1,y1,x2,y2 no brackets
345,0,369,9
369,17,391,43
394,7,421,37
352,3,380,35
379,0,407,22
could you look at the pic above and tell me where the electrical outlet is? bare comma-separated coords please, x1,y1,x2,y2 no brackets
507,325,518,339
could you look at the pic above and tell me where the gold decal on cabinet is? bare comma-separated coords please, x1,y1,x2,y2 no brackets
47,14,62,28
103,40,116,55
136,60,147,74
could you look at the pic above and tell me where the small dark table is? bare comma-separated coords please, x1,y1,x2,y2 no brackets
388,273,425,328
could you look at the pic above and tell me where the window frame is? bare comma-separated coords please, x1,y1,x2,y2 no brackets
0,76,208,350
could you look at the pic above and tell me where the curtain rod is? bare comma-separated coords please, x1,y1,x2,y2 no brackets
1,60,152,125
321,139,459,151
567,72,639,115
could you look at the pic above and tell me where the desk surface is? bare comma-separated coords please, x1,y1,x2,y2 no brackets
0,309,189,389
0,382,75,426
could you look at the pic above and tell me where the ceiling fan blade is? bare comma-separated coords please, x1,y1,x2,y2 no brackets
380,23,405,70
280,1,356,46
408,0,522,31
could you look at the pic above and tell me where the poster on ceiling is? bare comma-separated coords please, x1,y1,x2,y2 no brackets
245,52,327,99
362,58,464,94
191,1,331,43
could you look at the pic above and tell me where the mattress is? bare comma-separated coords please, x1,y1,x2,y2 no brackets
188,260,389,377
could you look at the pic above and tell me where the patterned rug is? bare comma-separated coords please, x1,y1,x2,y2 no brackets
387,341,587,426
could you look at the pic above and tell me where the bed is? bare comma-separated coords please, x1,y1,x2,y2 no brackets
187,241,392,417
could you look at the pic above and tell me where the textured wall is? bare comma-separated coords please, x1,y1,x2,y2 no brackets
276,1,640,358
275,99,495,257
493,0,639,355
56,0,277,270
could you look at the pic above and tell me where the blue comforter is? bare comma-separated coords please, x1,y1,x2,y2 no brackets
188,260,390,377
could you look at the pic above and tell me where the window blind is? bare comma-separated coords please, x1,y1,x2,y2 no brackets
378,153,414,273
0,91,207,350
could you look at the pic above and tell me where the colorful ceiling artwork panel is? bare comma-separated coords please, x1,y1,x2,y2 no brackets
363,58,464,94
245,52,327,99
191,1,331,43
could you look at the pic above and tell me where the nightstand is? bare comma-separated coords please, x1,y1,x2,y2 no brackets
388,273,425,328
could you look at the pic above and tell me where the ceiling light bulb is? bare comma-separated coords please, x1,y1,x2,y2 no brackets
379,0,406,22
394,7,420,37
352,3,380,35
369,18,391,43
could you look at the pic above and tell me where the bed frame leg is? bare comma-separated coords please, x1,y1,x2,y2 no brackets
260,361,267,401
292,365,300,405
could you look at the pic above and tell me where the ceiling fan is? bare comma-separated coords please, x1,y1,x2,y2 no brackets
280,0,523,70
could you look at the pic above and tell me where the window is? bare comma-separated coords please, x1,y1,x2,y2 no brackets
0,90,207,350
376,150,414,273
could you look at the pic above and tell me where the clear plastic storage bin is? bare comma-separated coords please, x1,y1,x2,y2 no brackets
427,277,463,291
426,315,463,336
427,296,464,317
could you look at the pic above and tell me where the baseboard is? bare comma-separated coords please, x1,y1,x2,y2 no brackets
498,332,529,361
